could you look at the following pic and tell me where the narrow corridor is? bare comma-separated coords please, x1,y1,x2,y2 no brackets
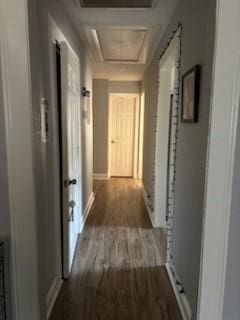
50,178,181,319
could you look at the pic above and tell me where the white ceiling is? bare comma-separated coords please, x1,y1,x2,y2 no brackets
62,0,178,81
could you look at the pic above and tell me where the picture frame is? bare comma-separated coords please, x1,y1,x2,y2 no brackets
181,65,201,123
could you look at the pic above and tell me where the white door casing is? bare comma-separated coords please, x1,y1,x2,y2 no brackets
0,0,40,318
198,0,240,318
154,37,179,228
138,91,145,179
110,96,136,177
61,42,82,278
154,68,173,227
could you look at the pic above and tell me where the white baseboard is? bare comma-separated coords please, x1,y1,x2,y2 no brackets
165,263,192,320
141,185,156,227
93,173,110,180
80,192,95,233
46,276,63,319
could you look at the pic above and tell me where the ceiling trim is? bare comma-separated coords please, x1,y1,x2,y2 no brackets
82,24,160,65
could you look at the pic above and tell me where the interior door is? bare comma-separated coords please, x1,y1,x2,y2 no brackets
60,42,81,278
110,96,136,177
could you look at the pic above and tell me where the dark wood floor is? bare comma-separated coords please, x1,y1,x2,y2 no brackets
50,178,182,320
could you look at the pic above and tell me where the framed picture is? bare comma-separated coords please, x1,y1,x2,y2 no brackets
181,65,201,123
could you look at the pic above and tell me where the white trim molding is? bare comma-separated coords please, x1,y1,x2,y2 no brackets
198,0,240,319
46,277,63,319
93,173,110,180
166,263,192,320
154,30,181,230
80,192,95,233
0,0,40,319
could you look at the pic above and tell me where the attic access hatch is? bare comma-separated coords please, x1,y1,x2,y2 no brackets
79,0,154,8
96,29,147,62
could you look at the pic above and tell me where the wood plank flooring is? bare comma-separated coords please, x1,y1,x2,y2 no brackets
50,178,182,320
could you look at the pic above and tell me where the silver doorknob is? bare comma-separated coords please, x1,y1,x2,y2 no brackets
69,200,76,222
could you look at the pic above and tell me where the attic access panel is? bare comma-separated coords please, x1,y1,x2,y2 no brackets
79,0,154,8
97,29,147,62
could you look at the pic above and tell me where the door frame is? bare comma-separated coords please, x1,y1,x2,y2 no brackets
198,0,240,318
55,41,65,279
154,33,180,228
108,93,140,179
48,16,83,283
138,90,145,180
0,0,40,318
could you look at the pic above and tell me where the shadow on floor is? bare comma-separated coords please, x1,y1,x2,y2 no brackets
50,265,182,320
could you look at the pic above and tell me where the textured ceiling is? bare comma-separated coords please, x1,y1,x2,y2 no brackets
79,0,153,8
97,29,146,62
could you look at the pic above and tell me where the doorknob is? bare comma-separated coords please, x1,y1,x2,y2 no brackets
63,179,77,187
68,179,77,185
111,140,115,144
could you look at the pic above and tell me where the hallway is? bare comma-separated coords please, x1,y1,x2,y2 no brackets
50,179,181,319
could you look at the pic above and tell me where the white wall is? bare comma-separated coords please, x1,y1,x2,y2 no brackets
93,79,109,175
28,0,93,317
82,53,94,206
109,81,140,94
142,0,216,317
222,110,240,319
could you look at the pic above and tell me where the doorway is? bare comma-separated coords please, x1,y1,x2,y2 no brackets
109,94,141,178
51,21,83,280
154,33,180,228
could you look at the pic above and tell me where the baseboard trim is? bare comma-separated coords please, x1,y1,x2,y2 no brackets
46,276,63,319
80,192,95,233
93,173,110,180
165,263,192,320
141,185,156,227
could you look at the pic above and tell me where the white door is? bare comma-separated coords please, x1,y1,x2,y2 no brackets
61,42,82,278
110,96,136,177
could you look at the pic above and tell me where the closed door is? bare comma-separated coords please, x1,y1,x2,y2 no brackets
110,96,136,177
60,42,82,278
